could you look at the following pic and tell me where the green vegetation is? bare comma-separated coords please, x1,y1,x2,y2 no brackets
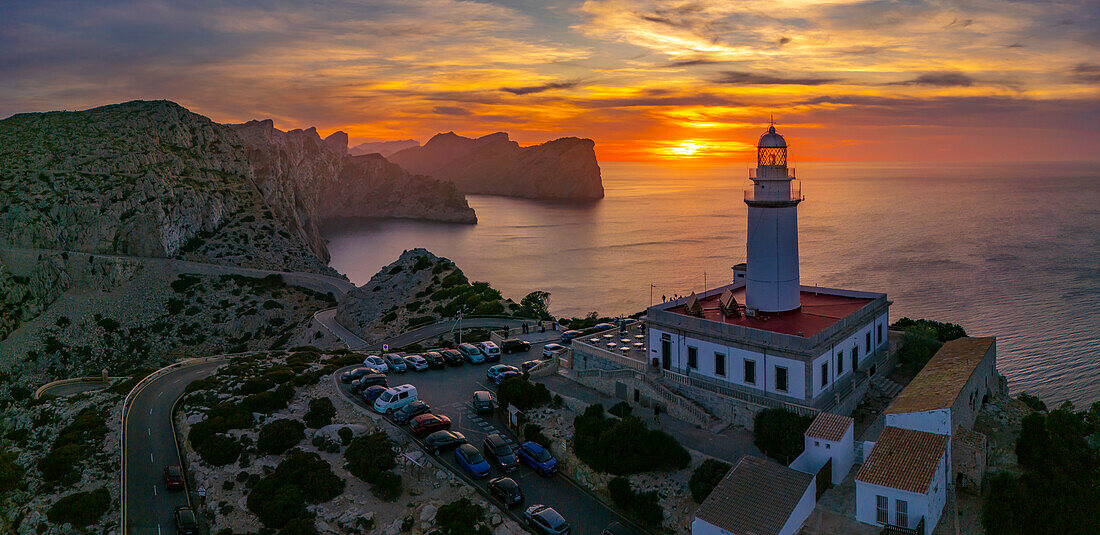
689,459,732,503
246,449,344,529
304,398,336,429
609,401,633,418
343,432,403,501
497,377,551,411
891,317,968,377
257,419,305,455
0,449,26,494
518,291,553,320
411,255,433,272
1018,393,1048,412
240,383,295,414
891,317,966,342
188,402,254,466
522,422,552,448
983,402,1100,535
47,488,110,528
753,408,812,464
607,477,664,527
37,408,108,485
573,404,690,475
435,498,491,535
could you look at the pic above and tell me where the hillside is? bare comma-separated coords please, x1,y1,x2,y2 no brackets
388,132,604,200
349,139,420,157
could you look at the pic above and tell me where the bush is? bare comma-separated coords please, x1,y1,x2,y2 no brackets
196,434,242,466
1018,393,1048,412
607,477,664,527
241,383,295,414
689,459,732,503
257,419,305,455
344,432,397,484
753,408,812,464
278,518,318,535
304,398,336,429
338,427,353,445
436,498,489,535
247,449,345,528
0,450,26,494
573,404,690,475
497,377,551,411
371,470,403,501
890,317,966,342
47,488,110,528
523,423,552,447
609,401,633,418
38,408,108,484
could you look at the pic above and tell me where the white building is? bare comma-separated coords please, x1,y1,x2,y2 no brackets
693,455,816,535
855,426,948,535
791,411,855,485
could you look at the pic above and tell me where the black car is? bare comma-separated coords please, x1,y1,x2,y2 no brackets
392,400,431,424
339,367,371,383
601,522,640,535
522,360,543,374
423,351,446,369
482,433,519,472
350,373,387,392
174,506,199,535
500,338,532,354
524,504,571,535
560,330,582,344
488,477,525,507
472,390,495,414
441,349,465,366
424,430,467,455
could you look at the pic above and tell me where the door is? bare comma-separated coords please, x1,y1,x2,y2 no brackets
661,339,671,370
852,352,857,374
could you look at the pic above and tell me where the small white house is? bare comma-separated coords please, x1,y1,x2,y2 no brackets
790,411,855,485
855,426,948,535
693,455,816,535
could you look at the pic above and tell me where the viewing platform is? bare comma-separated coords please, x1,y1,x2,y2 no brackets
744,179,803,206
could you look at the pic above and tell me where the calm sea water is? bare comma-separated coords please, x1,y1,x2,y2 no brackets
323,161,1100,407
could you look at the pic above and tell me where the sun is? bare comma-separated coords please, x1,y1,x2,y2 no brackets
668,141,702,157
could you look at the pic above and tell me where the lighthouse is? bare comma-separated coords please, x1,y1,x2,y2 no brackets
744,125,802,313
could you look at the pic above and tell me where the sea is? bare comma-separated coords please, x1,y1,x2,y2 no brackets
322,161,1100,408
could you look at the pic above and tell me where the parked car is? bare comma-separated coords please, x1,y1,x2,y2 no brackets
517,441,559,476
542,343,565,359
362,355,389,374
522,360,543,374
383,353,408,373
524,504,571,535
591,322,616,332
495,370,521,385
360,384,388,403
350,373,387,392
458,343,484,363
441,349,465,366
174,506,199,535
482,433,519,472
500,338,531,354
471,390,495,414
339,367,371,383
409,414,451,436
373,384,418,414
486,364,520,383
403,354,430,372
477,341,502,362
560,330,582,344
423,351,446,369
164,465,184,490
425,430,467,455
488,477,525,508
601,522,640,535
392,400,432,424
455,443,491,478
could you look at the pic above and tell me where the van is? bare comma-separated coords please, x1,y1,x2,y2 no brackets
373,384,418,414
477,341,501,362
458,343,484,363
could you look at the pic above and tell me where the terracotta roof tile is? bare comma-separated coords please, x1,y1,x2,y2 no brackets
885,337,995,415
805,412,854,442
695,455,815,535
855,426,947,493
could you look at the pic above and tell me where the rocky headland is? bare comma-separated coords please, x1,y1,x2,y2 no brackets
388,132,604,201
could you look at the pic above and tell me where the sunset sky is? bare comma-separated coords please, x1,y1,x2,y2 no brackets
2,0,1098,161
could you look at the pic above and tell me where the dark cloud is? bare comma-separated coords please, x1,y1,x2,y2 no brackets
1006,43,1024,48
1070,63,1100,83
713,71,839,85
501,81,577,95
905,72,974,87
779,36,792,46
580,90,744,108
664,58,725,67
432,106,471,115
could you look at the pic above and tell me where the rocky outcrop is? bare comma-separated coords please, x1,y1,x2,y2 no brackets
388,132,604,200
349,139,420,157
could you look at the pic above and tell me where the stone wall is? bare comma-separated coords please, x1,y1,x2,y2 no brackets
953,427,988,494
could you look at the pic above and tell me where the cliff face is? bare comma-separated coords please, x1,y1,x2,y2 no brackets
349,139,419,157
388,132,604,200
0,100,475,275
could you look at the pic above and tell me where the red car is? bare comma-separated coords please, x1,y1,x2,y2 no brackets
164,465,184,490
409,414,451,436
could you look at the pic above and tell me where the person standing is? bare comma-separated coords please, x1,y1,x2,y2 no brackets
653,404,661,423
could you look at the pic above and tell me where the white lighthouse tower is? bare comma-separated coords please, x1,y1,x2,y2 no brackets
744,125,802,313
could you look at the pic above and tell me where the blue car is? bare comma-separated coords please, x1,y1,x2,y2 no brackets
360,385,388,403
486,364,520,384
517,441,558,476
455,443,491,478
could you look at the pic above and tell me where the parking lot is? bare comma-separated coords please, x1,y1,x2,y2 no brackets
336,338,640,535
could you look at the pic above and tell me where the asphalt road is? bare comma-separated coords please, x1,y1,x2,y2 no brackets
336,343,641,535
124,361,225,535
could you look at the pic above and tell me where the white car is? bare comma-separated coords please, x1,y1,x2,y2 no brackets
542,343,566,359
404,354,430,372
477,341,501,360
362,355,389,374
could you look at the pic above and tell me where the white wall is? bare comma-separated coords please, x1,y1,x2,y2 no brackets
779,476,818,535
885,410,952,437
793,423,855,485
856,449,947,535
690,518,730,535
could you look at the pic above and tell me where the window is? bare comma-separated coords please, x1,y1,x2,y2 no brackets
837,351,844,374
715,353,726,377
866,332,872,353
744,360,756,385
775,366,788,392
687,346,698,370
821,362,829,388
852,345,859,362
877,324,883,345
814,440,820,447
896,499,908,527
825,443,831,449
876,496,889,525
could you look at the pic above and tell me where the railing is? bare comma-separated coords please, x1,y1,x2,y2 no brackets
880,517,924,535
572,366,712,426
749,168,796,179
660,368,820,418
744,179,802,204
572,338,648,372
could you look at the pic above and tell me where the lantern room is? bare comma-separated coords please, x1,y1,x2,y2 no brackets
757,125,787,167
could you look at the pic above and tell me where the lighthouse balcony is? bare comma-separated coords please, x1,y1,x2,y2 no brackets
744,179,803,206
749,167,795,180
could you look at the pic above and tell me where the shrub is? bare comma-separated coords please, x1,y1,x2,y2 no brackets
371,470,403,501
497,377,551,411
38,408,108,484
171,274,202,293
890,317,966,342
344,432,396,484
689,459,732,503
435,498,489,535
380,311,398,323
304,398,336,429
257,419,305,455
338,427,353,445
1018,393,1048,412
523,423,552,447
753,408,812,464
247,449,345,528
609,401,633,418
278,518,318,535
196,434,242,466
412,256,432,272
241,383,295,414
607,477,664,527
239,376,275,395
573,404,690,475
0,450,26,494
46,488,110,528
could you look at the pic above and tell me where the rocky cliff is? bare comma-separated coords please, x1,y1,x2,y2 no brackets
387,132,604,200
0,100,475,275
349,139,420,157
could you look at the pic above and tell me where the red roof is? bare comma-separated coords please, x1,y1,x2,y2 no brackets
665,287,873,338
